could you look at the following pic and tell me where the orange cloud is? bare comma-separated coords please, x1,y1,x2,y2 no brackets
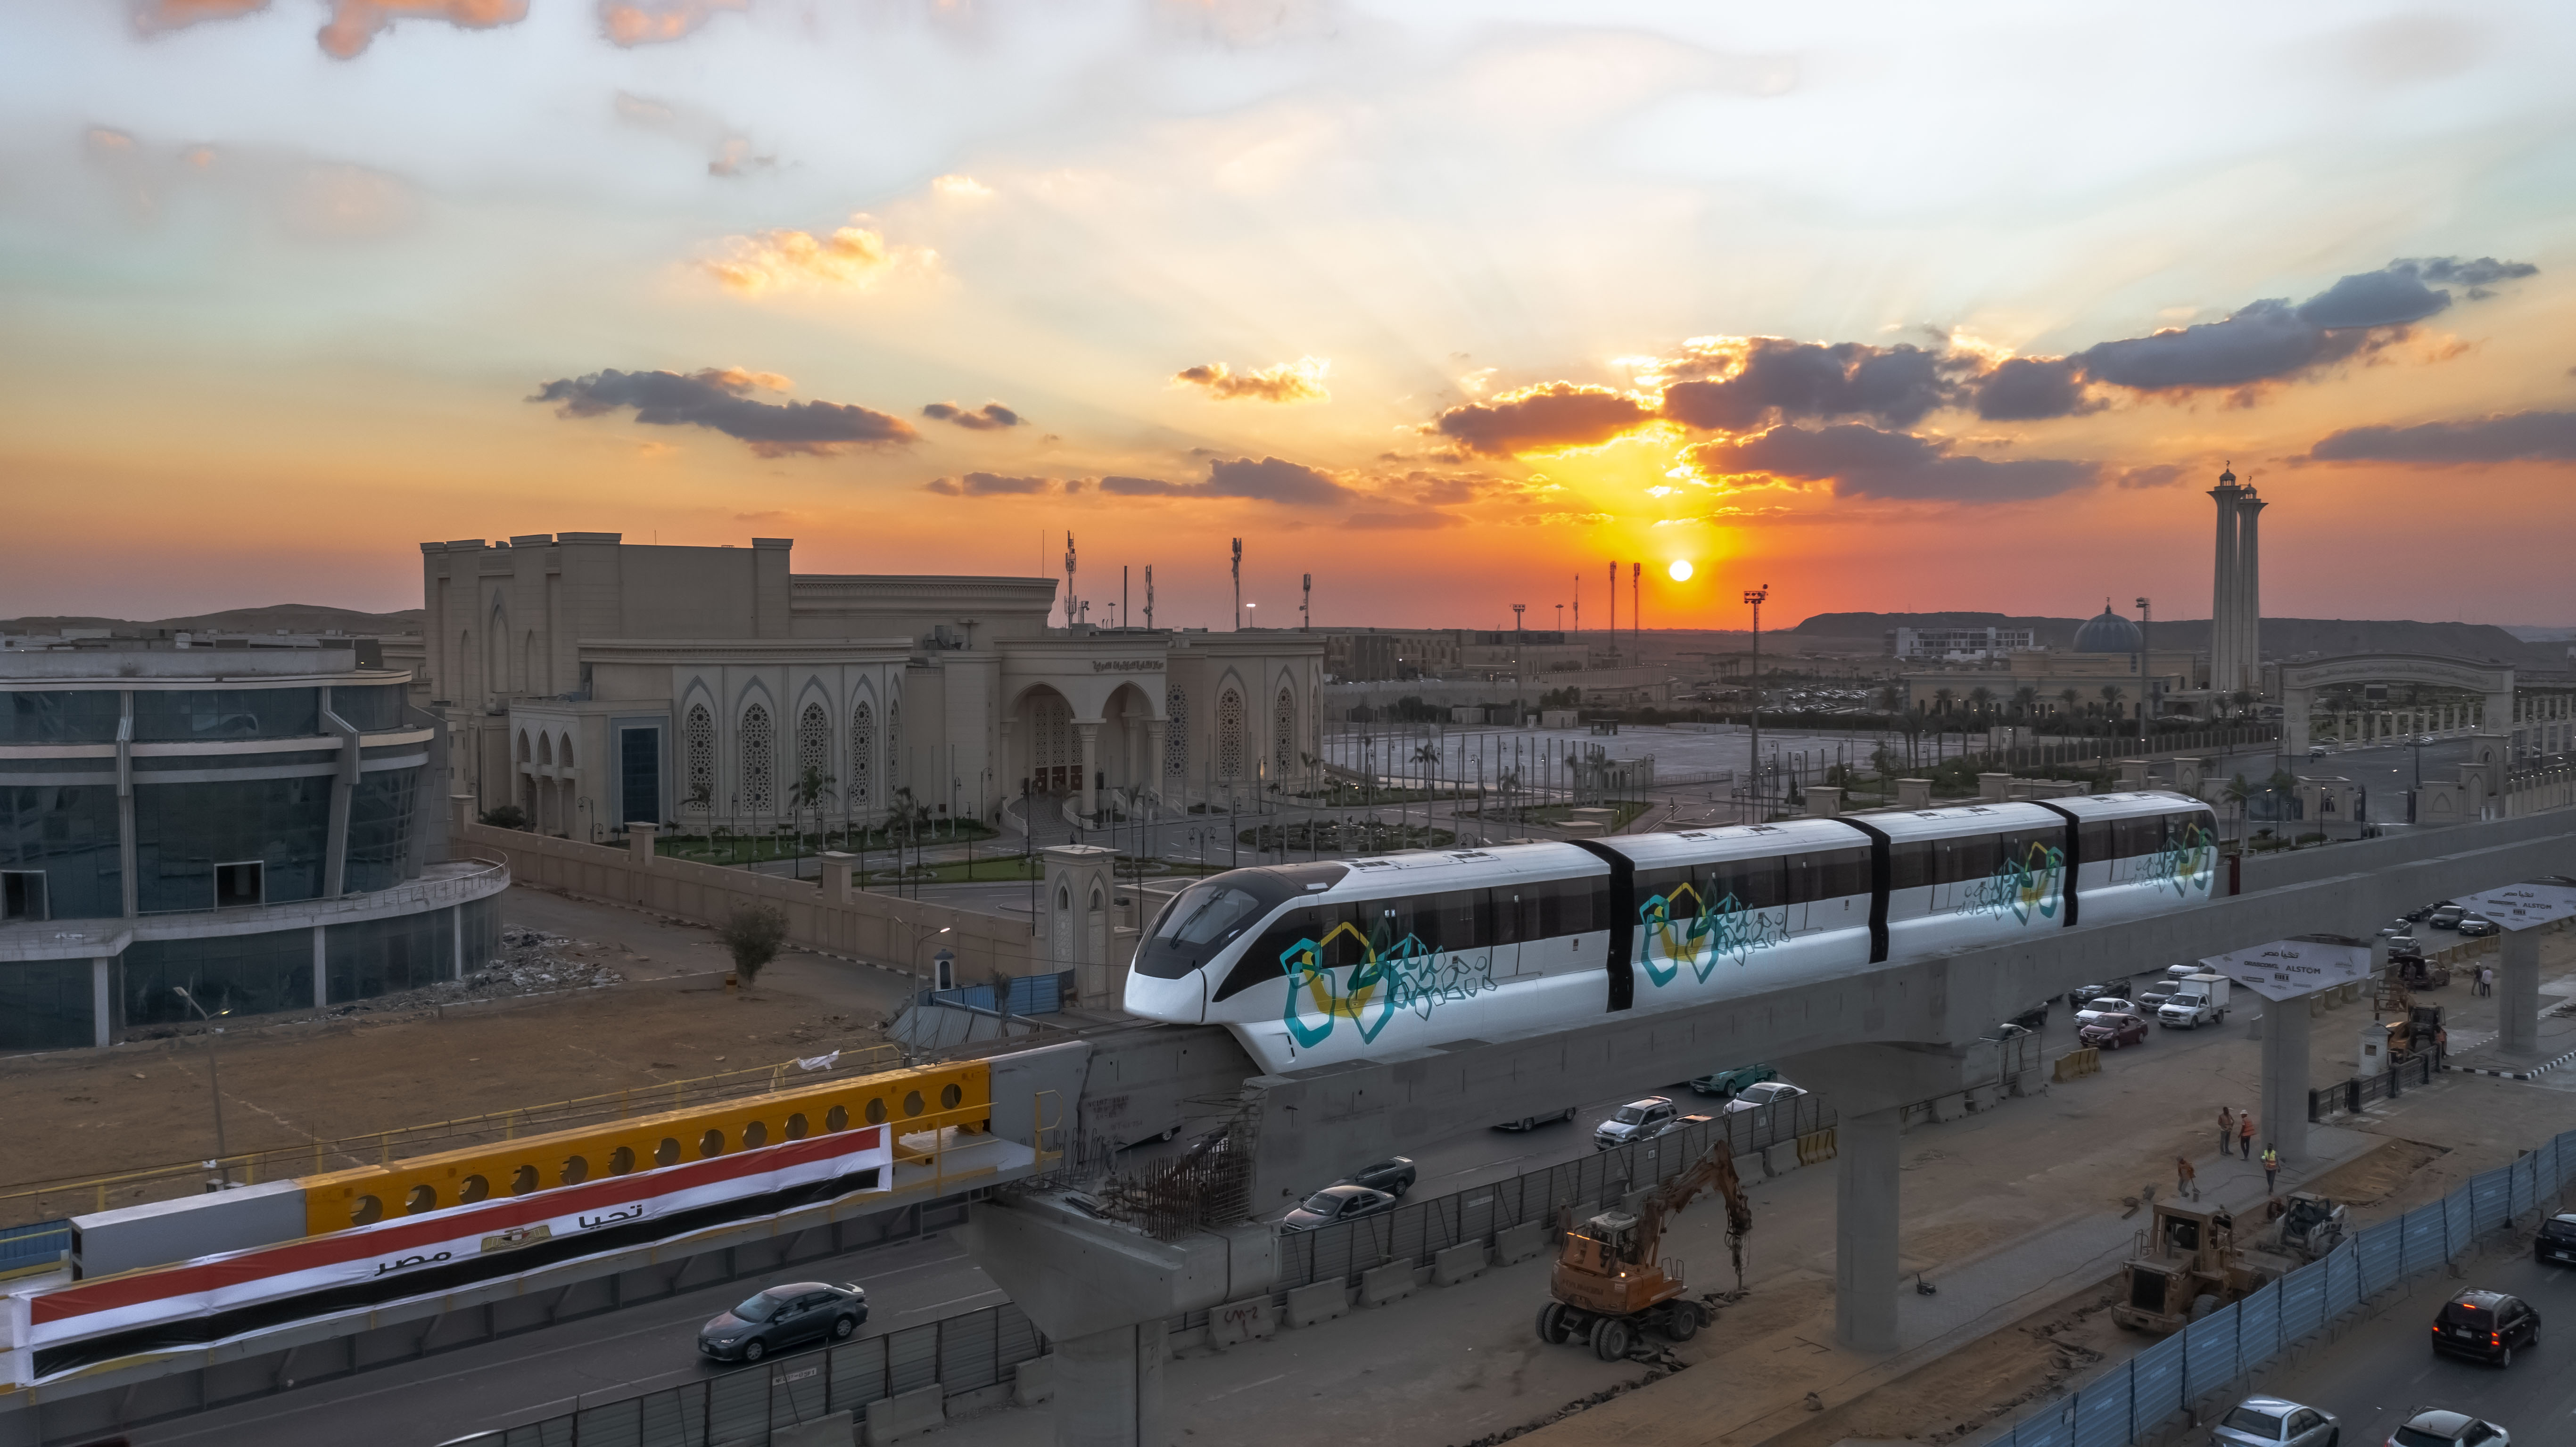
129,0,270,35
1429,382,1658,457
1172,357,1330,403
601,0,745,46
134,0,533,58
700,218,937,297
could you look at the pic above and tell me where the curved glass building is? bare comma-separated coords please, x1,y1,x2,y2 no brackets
0,639,507,1052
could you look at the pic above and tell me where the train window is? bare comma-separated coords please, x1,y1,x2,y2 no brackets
1935,835,2002,886
405,1184,437,1214
902,1090,925,1118
699,1129,725,1159
784,1113,809,1140
510,1164,538,1195
825,1105,848,1133
459,1174,489,1203
655,1136,681,1166
352,1194,383,1225
1888,842,1932,892
1708,857,1782,912
1808,847,1872,901
1636,869,1701,922
865,1097,888,1125
2112,816,2174,860
2077,821,2113,864
1216,907,1312,1003
941,1083,963,1110
1431,890,1486,951
609,1145,636,1174
1539,878,1601,936
560,1155,589,1185
742,1121,768,1150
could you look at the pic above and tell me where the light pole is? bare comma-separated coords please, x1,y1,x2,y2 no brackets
173,986,232,1186
2134,596,2152,754
1512,603,1526,720
1744,584,1769,820
905,923,952,1006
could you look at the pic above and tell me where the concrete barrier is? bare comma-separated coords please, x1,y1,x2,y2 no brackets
862,1384,943,1446
2054,1047,2101,1081
1432,1242,1488,1286
1795,1127,1838,1166
1360,1260,1416,1307
1012,1355,1054,1406
774,1411,854,1447
1286,1279,1349,1327
1930,1092,1965,1122
1211,1294,1276,1347
1739,1150,1773,1181
1495,1221,1550,1265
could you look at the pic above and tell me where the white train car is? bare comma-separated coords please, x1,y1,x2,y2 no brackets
1126,791,2219,1073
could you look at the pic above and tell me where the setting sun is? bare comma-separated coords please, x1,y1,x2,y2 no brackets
1668,559,1693,582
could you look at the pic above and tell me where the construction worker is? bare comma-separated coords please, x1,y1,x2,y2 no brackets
2238,1110,2256,1159
2217,1105,2234,1154
2176,1154,2198,1201
2262,1144,2280,1192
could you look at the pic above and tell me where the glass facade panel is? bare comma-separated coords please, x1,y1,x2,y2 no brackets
619,726,661,827
329,684,409,731
0,691,122,744
460,895,501,976
121,930,316,1027
328,909,454,1003
132,688,320,742
0,785,124,920
134,777,329,912
344,767,421,894
0,958,93,1051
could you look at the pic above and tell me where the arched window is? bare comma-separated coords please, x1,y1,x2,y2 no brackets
537,733,553,766
795,701,831,810
683,704,714,812
516,731,531,764
886,700,902,794
1216,688,1245,781
740,703,775,815
1164,689,1188,776
849,700,875,812
1273,686,1296,777
560,736,574,771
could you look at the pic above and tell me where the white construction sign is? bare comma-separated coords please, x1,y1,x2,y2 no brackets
2199,938,2375,1002
2450,882,2576,931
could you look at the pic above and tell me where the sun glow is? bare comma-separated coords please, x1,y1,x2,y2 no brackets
1668,559,1693,582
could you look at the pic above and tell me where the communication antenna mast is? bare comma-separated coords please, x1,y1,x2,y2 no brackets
1231,538,1244,631
1064,532,1077,629
1302,573,1313,631
1630,562,1641,653
1145,565,1155,630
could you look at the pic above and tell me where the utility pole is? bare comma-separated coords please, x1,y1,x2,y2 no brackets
1302,573,1312,631
1145,565,1154,630
1231,538,1243,631
1573,573,1580,640
1607,561,1617,663
1123,565,1130,629
2135,595,2152,753
1744,584,1769,819
1063,532,1077,629
1630,563,1641,658
1512,603,1527,719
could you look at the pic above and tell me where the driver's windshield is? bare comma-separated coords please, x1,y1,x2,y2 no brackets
2542,1219,2576,1240
732,1293,781,1323
2392,1430,2456,1447
1300,1192,1342,1214
2219,1407,2282,1434
1613,1106,1647,1124
1130,864,1348,979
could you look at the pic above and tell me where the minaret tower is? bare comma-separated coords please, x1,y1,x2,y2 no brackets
2208,465,2244,694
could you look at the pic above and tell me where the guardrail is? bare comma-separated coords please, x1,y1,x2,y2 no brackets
1973,1127,2576,1447
2308,1052,2438,1120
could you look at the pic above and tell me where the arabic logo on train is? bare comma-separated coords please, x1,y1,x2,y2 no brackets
1954,840,2065,924
1635,885,1787,987
2141,821,2217,897
1279,921,1497,1048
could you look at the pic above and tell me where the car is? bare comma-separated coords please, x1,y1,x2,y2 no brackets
698,1281,868,1362
2455,914,2499,938
2406,902,2449,923
2133,982,2181,1014
2429,1288,2540,1365
2536,1211,2576,1266
2388,933,2422,955
2078,1012,2150,1049
2428,905,2467,930
1494,1106,1578,1131
2006,999,2050,1030
1334,1156,1416,1197
2073,997,2137,1027
1722,1080,1809,1115
2209,1394,2337,1447
1688,1063,1778,1099
2379,919,2412,937
2072,979,2131,1005
2167,961,2211,980
2388,1408,2510,1446
2307,744,2330,759
1280,1184,1397,1231
1594,1096,1681,1148
2417,733,2438,746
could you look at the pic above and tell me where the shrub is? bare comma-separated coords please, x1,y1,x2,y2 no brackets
718,904,789,988
478,805,529,830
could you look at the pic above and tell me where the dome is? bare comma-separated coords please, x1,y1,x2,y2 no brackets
2073,604,2143,654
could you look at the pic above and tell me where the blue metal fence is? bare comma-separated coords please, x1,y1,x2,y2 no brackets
0,1220,67,1278
1975,1126,2576,1447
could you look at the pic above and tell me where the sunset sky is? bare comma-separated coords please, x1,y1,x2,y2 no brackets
5,1,2574,630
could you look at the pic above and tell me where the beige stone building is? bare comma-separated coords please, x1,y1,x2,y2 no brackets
404,534,1323,839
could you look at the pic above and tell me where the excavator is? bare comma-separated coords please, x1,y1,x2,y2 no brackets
1535,1138,1753,1360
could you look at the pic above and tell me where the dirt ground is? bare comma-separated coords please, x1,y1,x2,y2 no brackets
0,887,930,1220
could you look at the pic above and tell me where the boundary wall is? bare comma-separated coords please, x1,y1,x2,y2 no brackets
1973,1126,2576,1447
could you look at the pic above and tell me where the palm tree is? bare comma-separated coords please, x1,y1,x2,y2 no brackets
2058,686,2081,717
2222,773,2253,843
2014,685,2038,721
1968,685,1994,719
789,762,836,873
2100,683,2126,722
1876,684,1904,715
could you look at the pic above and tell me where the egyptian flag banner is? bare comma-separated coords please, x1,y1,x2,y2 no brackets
15,1124,890,1381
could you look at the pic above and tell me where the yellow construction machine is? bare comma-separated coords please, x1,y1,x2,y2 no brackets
1535,1139,1751,1359
2112,1199,2282,1333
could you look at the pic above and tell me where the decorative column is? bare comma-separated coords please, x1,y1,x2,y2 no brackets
2208,475,2241,694
2237,492,2265,694
1076,721,1101,819
1145,719,1168,803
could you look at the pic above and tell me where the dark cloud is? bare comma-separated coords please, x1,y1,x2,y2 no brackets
2112,463,2188,489
2416,256,2539,288
1973,357,2095,421
1660,340,1961,430
925,472,1060,496
922,401,1023,431
2309,410,2576,464
1344,510,1463,530
1684,424,2097,502
1099,457,1352,506
531,368,914,456
2294,265,2452,329
2072,299,2363,392
1431,384,1658,457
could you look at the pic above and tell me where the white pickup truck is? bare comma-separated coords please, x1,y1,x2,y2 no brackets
2157,972,2231,1028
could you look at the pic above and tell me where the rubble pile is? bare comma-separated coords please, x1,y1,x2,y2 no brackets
466,928,627,995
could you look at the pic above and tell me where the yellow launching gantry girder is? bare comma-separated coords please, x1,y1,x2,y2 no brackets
295,1059,992,1236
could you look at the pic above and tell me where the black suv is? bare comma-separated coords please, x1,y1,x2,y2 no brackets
2538,1212,2576,1266
2430,1289,2540,1366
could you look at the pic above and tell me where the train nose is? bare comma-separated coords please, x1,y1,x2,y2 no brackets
1123,967,1205,1023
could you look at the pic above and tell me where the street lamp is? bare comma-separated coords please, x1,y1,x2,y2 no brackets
1743,584,1769,820
173,986,232,1186
905,923,952,1007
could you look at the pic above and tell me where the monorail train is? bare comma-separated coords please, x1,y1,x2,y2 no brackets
1125,791,2220,1073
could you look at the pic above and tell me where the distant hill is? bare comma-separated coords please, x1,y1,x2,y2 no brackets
0,605,423,636
1792,612,2564,670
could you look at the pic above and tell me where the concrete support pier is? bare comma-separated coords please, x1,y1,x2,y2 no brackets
1053,1321,1166,1447
2259,995,2311,1164
1833,1105,1902,1353
2499,930,2542,1056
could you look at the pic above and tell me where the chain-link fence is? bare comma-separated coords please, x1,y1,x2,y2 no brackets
1974,1127,2576,1447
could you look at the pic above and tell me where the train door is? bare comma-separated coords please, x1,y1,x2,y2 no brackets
1485,886,1523,979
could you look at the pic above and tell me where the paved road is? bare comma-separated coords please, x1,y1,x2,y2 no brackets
2229,1237,2576,1446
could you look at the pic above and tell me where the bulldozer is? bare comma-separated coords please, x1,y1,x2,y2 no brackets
2271,1192,2347,1262
2112,1200,2282,1333
1536,1138,1752,1360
